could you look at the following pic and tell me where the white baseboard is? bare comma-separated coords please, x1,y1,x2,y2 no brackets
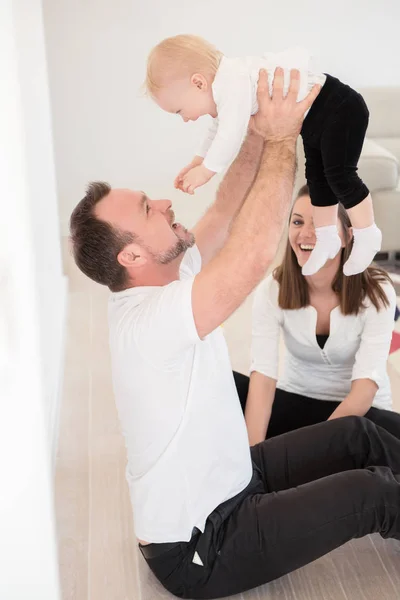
48,273,69,472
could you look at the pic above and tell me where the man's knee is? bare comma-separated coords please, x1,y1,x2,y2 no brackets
337,415,375,435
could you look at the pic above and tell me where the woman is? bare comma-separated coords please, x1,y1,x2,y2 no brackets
236,184,399,445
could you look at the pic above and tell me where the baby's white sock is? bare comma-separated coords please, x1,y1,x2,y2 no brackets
343,223,382,276
302,225,342,276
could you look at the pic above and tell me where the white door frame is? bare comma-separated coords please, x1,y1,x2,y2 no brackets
0,0,62,597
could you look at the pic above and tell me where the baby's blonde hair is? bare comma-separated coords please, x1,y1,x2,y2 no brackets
146,34,222,97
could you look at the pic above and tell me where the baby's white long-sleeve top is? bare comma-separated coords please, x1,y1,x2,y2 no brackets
198,47,326,173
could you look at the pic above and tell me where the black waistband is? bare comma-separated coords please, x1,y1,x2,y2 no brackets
301,73,354,140
139,465,262,561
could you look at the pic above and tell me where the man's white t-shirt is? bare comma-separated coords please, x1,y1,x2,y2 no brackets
108,245,252,544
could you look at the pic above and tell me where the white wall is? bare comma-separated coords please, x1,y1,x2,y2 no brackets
0,0,61,596
13,0,68,461
43,0,400,235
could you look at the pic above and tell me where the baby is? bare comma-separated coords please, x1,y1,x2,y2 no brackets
145,34,382,276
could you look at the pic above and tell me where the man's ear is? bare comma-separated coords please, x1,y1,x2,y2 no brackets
191,73,208,91
117,243,146,269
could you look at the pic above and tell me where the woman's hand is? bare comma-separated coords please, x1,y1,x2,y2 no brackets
328,379,378,420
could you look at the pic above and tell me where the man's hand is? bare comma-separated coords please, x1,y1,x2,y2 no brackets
250,68,321,143
174,155,204,190
180,164,216,195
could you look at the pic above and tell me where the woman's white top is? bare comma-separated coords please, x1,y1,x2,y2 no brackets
251,275,397,410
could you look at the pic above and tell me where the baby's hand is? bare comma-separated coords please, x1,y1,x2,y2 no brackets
181,165,216,195
174,156,204,190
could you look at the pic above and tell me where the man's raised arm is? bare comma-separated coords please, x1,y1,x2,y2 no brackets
192,69,320,338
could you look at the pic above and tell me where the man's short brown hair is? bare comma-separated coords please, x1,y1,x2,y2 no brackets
70,181,135,291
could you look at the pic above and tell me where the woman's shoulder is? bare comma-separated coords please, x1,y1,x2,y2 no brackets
254,273,280,306
365,277,397,309
379,278,397,300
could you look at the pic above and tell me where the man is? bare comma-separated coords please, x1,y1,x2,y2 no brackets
70,70,400,599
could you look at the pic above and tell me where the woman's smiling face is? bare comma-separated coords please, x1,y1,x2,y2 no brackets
289,194,346,270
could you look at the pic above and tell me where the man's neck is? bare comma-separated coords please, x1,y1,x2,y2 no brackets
130,253,185,288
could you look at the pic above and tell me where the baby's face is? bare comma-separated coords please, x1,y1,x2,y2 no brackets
155,76,216,123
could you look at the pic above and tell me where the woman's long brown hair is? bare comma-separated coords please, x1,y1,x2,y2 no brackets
273,185,392,315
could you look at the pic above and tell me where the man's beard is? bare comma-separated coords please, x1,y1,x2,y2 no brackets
152,229,196,265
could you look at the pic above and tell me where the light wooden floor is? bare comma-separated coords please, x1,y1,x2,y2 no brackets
56,254,400,600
